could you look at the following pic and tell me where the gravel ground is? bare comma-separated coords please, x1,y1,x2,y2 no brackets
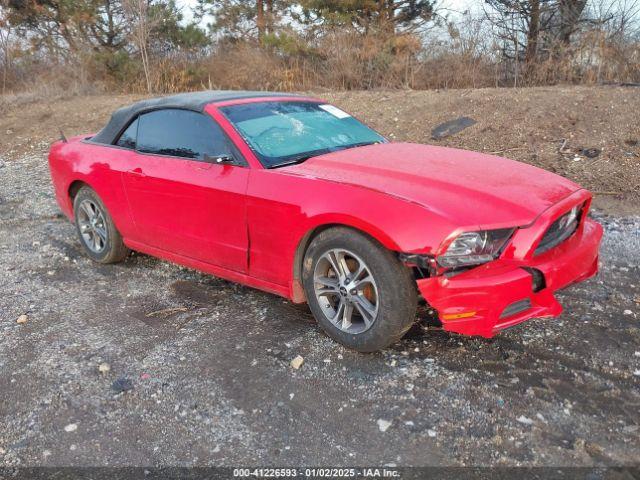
1,88,639,468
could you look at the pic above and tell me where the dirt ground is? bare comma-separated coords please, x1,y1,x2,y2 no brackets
0,86,639,468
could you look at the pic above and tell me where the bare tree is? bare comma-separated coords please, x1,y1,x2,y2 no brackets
590,0,640,38
257,0,266,42
585,0,640,82
484,1,550,62
525,0,541,62
558,0,588,45
123,0,155,93
0,7,11,94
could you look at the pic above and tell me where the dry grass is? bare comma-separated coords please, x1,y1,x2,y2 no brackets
3,28,638,96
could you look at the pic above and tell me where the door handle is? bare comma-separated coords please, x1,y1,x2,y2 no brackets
128,168,146,177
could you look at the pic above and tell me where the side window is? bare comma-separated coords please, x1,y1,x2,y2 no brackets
115,118,138,149
136,109,234,161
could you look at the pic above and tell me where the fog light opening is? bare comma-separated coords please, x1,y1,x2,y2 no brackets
523,267,546,293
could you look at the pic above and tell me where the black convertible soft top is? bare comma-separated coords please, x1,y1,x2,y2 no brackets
90,90,305,145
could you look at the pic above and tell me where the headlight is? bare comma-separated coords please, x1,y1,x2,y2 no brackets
437,228,515,268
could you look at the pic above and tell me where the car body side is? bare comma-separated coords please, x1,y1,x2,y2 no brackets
49,142,445,296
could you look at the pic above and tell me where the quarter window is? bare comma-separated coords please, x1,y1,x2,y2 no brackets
135,109,233,161
115,118,138,149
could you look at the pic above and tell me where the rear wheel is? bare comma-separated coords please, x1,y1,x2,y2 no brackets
302,227,417,352
73,186,130,264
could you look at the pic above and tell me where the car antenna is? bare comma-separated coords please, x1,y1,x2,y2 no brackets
59,129,68,143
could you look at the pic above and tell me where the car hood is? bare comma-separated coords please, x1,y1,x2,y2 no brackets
281,143,581,228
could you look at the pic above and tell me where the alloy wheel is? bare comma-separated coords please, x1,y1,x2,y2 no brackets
77,199,108,253
313,248,379,334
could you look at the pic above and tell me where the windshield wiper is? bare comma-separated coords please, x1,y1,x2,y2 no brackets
268,142,380,169
268,151,329,168
334,141,380,152
270,156,313,168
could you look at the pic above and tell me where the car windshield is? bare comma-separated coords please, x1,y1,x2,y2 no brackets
220,101,386,168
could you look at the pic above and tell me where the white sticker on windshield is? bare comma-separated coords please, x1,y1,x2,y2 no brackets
319,104,351,119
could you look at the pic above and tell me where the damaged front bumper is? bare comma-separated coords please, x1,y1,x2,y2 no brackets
417,191,603,338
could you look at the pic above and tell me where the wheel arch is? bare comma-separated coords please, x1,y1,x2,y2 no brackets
290,220,402,303
65,179,94,220
57,179,86,218
68,179,90,201
65,179,129,236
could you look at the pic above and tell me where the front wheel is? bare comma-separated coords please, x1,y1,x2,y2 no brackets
302,227,417,352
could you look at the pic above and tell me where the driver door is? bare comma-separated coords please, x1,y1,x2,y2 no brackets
119,108,249,273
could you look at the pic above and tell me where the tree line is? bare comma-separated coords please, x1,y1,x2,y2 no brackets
0,0,638,94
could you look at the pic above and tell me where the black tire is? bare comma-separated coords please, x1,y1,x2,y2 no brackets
72,186,130,264
302,227,417,352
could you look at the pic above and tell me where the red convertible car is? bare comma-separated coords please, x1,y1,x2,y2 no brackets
48,91,603,352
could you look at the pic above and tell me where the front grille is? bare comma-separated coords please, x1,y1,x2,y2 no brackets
534,203,584,255
500,299,532,319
